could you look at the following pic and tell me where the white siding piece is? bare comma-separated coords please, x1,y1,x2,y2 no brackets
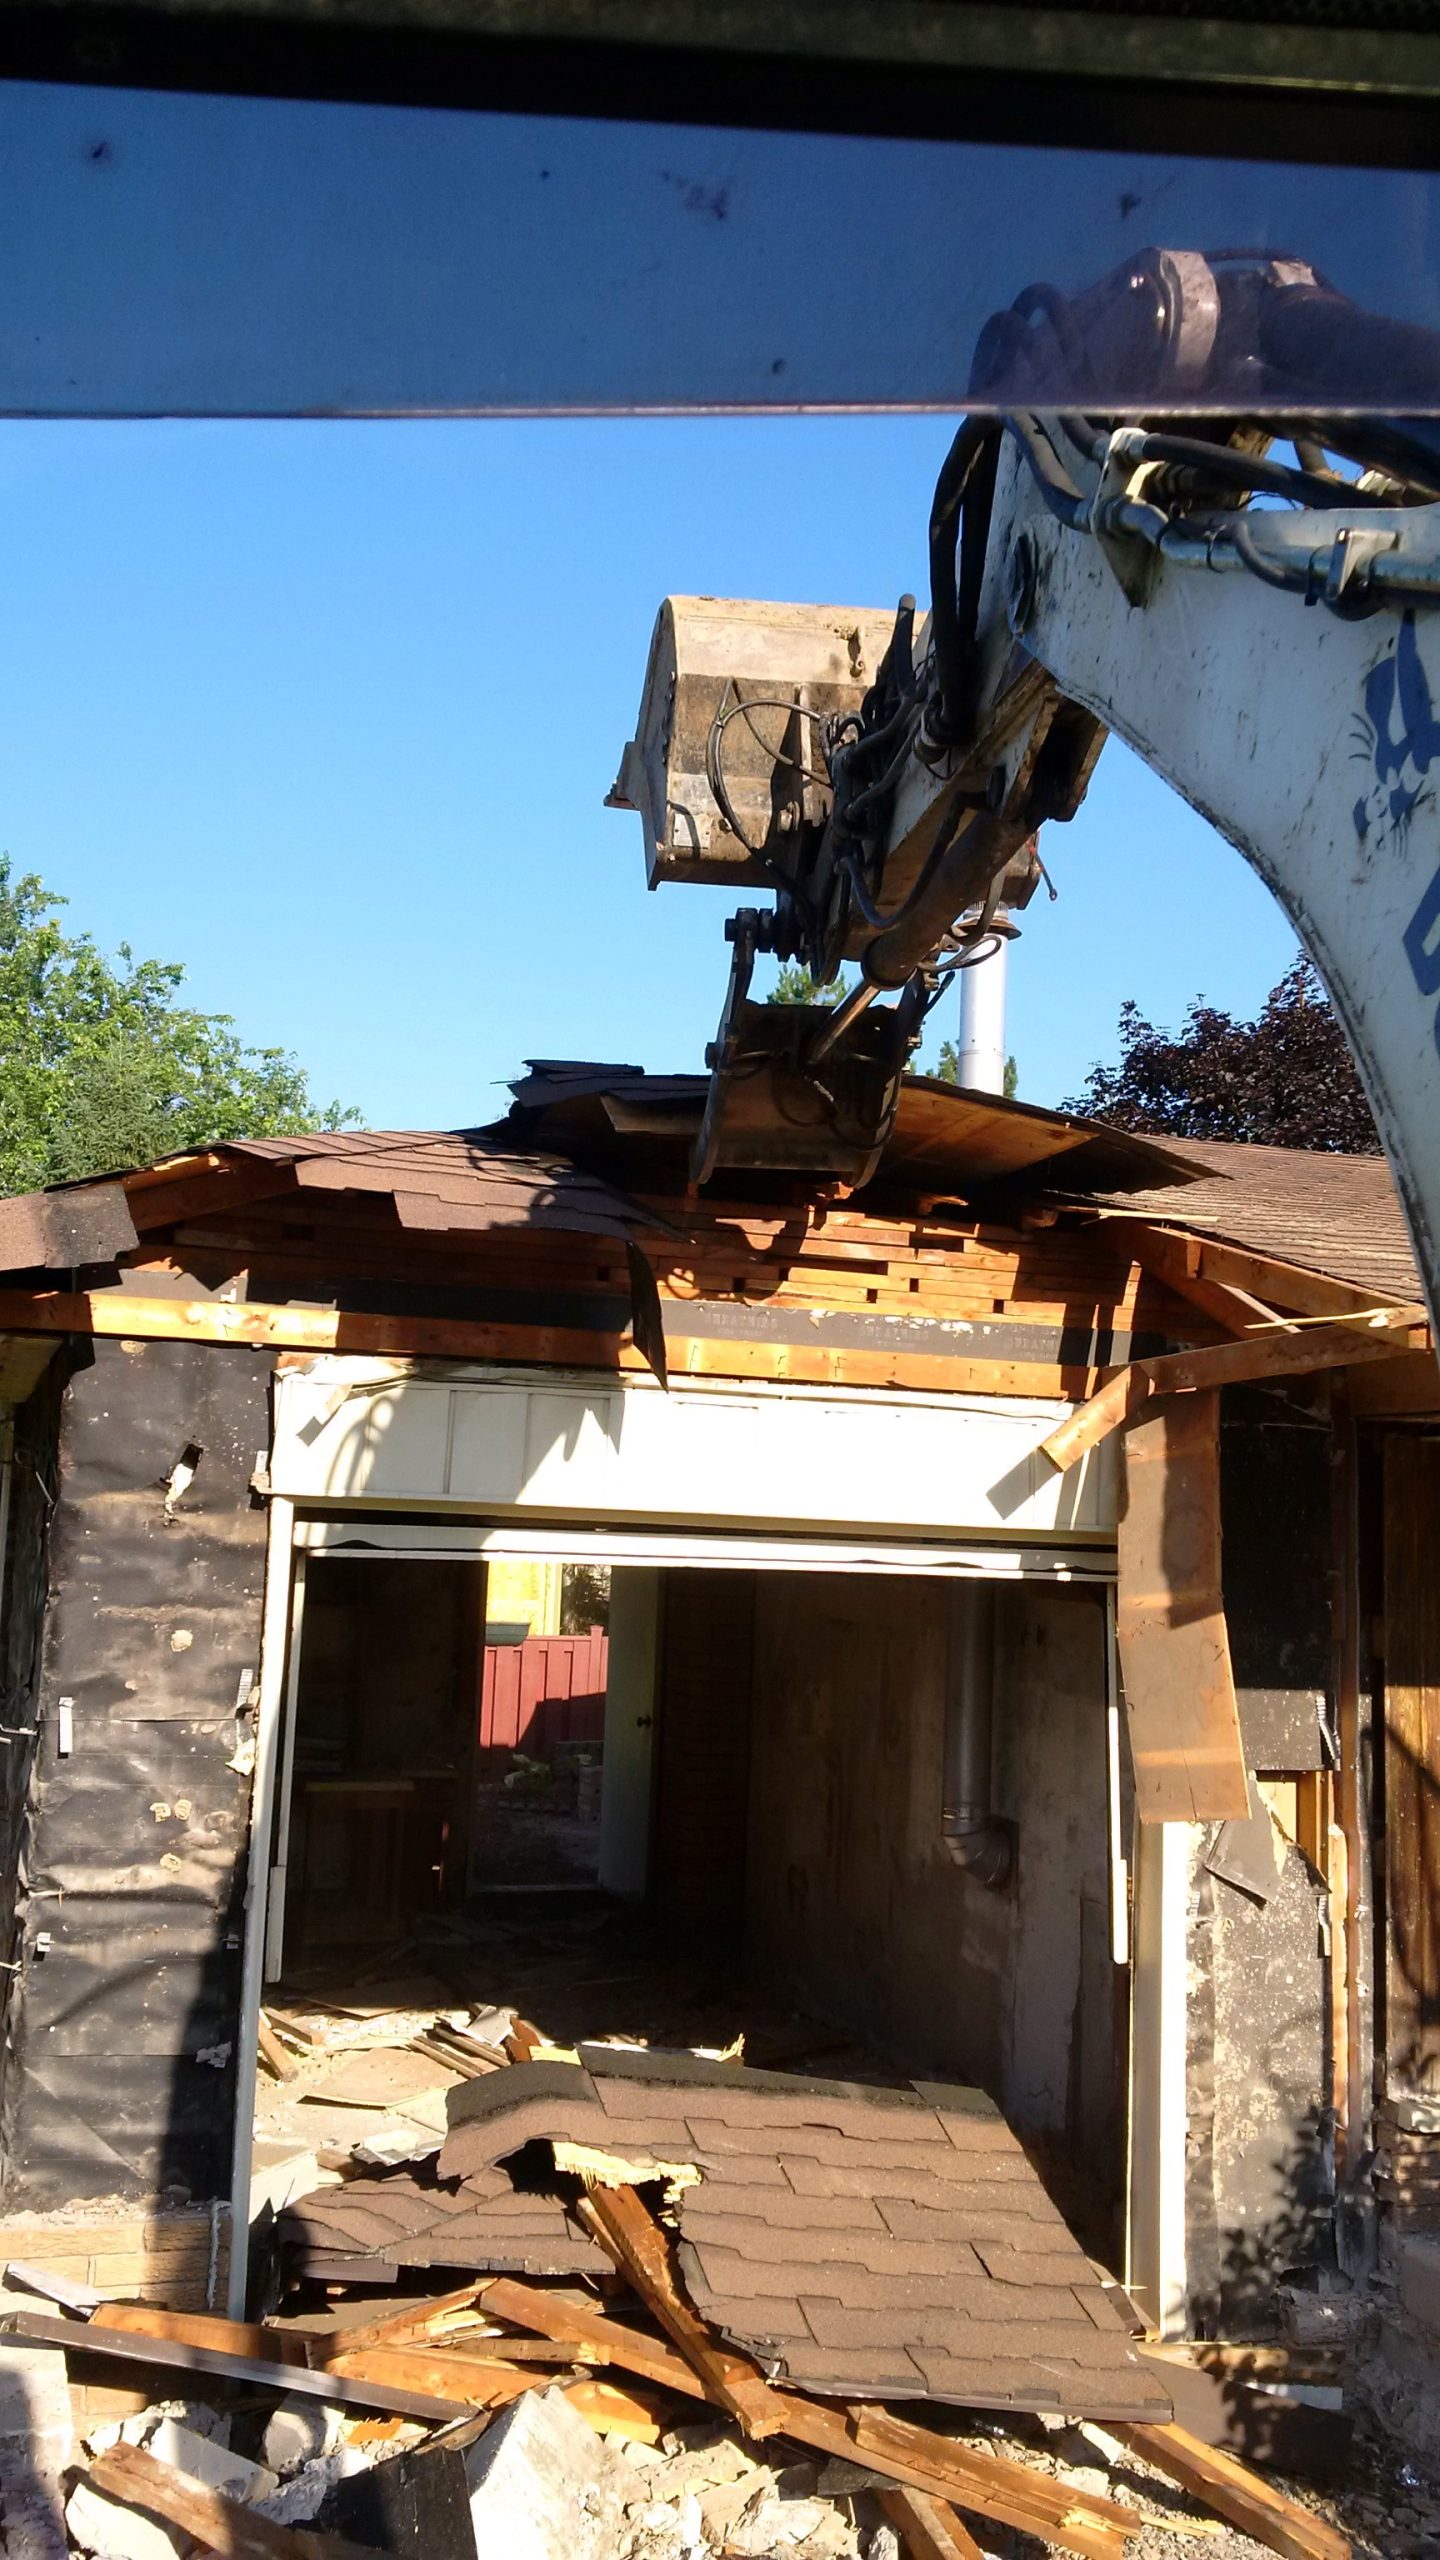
271,1361,1117,1543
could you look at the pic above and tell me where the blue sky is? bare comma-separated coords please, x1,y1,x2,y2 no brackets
0,417,1299,1131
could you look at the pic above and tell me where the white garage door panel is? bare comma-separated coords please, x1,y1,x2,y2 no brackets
272,1360,1113,1542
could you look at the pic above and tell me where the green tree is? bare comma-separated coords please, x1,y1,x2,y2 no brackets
766,962,846,1006
934,1040,1019,1098
0,859,355,1194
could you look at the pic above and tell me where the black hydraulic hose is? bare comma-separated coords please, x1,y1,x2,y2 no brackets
928,418,1000,742
1003,412,1089,532
1259,284,1440,411
1230,516,1314,594
1295,415,1440,501
1132,430,1396,510
862,807,1014,990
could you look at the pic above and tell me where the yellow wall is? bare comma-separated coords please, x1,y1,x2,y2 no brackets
484,1557,564,1636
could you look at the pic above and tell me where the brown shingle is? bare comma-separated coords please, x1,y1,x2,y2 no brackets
292,2052,1172,2422
1081,1139,1417,1303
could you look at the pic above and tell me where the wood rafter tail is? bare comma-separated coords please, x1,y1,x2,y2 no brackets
1040,1309,1431,1474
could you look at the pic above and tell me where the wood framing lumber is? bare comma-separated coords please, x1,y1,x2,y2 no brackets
479,2274,1140,2555
575,2183,781,2438
878,2483,987,2557
561,2376,673,2443
1106,1220,1412,1324
1116,1390,1250,1823
846,2407,1137,2557
4,2309,468,2420
1113,2422,1350,2560
318,2340,543,2406
298,2282,488,2355
87,2440,375,2560
1039,1309,1425,1473
0,1287,1103,1403
481,2277,701,2394
257,2009,300,2082
100,2303,310,2364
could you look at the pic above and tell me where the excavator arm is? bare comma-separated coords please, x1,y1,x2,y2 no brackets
609,251,1440,1322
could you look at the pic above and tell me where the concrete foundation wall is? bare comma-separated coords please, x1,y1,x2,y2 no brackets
744,1573,1121,2225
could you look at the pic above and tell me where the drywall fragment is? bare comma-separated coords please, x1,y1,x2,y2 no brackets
64,2480,187,2560
253,2446,371,2523
353,2123,443,2170
144,2417,276,2504
464,2383,628,2559
333,2381,628,2560
262,2393,346,2472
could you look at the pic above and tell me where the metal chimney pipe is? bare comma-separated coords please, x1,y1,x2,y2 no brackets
941,1582,1012,1888
955,936,1008,1094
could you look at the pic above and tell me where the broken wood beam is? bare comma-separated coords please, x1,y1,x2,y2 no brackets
257,2009,300,2082
0,1288,1103,1405
479,2275,1140,2556
5,2308,467,2421
846,2405,1137,2559
575,2183,781,2438
1113,2421,1351,2560
480,2276,700,2396
87,2440,376,2560
878,2483,988,2558
98,2302,311,2364
318,2339,544,2407
1107,1220,1413,1325
296,2281,489,2356
1040,1308,1426,1473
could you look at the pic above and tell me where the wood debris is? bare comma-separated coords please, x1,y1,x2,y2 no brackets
14,2035,1359,2560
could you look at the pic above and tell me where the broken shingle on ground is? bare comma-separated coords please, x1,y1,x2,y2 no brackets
282,2048,1172,2423
5,2028,1365,2560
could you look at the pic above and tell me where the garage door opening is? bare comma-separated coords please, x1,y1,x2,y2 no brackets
250,1543,1130,2273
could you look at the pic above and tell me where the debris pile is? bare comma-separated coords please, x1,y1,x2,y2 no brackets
0,2007,1363,2560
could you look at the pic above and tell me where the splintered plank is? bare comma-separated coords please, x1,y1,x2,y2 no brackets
1114,2422,1350,2560
100,2303,310,2364
846,2407,1136,2560
575,2184,780,2439
482,2259,1139,2557
878,2483,987,2557
87,2442,374,2560
318,2341,542,2407
481,2275,706,2396
562,2376,674,2444
299,2281,489,2355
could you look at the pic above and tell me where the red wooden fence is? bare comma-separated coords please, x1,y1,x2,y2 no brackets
479,1628,608,1761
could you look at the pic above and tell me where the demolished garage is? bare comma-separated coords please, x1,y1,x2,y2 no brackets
0,1062,1431,2538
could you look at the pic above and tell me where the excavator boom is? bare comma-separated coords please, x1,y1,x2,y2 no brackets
609,250,1440,1323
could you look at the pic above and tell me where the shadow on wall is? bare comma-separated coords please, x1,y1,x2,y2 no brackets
1194,2109,1338,2342
1383,1718,1440,2095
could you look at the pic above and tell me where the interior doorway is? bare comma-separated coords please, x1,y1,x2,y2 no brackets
267,1551,617,1984
273,1556,482,1977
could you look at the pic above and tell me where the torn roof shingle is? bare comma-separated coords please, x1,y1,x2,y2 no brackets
280,2159,611,2280
290,2052,1171,2423
1078,1136,1419,1303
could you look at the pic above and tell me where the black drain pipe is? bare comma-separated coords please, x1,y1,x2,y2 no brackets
942,1583,1012,1888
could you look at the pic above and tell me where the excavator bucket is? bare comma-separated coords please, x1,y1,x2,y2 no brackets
692,996,915,1188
